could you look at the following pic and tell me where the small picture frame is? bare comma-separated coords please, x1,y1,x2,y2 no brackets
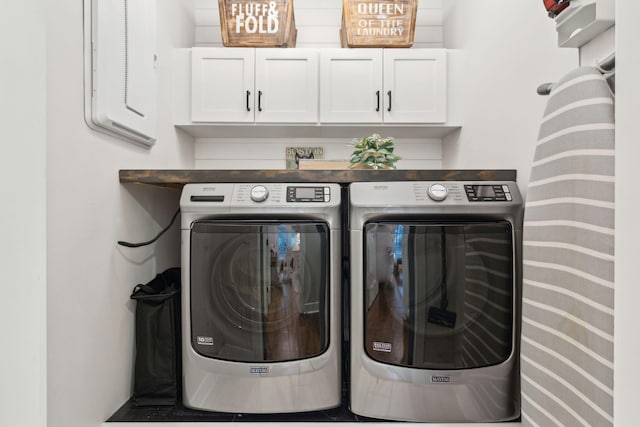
286,146,324,169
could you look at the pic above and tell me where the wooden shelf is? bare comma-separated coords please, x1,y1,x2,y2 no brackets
119,169,517,189
175,123,462,139
555,0,614,48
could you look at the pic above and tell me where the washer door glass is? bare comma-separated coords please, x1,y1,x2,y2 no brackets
363,221,514,369
190,221,329,362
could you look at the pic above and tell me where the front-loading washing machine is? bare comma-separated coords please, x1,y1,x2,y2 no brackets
349,181,523,422
180,183,341,413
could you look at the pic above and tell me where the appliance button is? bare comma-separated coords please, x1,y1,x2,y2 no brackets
250,185,269,202
427,184,448,201
506,193,512,201
502,184,510,193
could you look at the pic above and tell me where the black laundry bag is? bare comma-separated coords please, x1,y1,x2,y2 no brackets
130,267,182,406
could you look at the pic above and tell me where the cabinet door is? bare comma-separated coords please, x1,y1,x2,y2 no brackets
255,49,319,123
191,47,254,123
319,49,383,123
383,49,447,123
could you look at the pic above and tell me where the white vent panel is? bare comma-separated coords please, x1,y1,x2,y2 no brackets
85,0,157,147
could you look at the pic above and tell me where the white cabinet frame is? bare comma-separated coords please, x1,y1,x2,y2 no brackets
192,48,318,124
191,47,254,123
384,49,447,123
255,49,319,123
319,48,446,124
320,49,383,123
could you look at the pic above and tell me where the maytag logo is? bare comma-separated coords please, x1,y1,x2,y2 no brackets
373,342,392,352
196,336,214,346
431,375,451,384
250,367,270,375
373,185,389,191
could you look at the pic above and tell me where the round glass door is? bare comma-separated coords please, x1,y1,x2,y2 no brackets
190,221,330,363
363,221,514,369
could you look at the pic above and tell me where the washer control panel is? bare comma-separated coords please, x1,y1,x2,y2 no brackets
427,184,448,201
286,186,331,203
181,183,341,211
465,184,513,202
250,185,269,202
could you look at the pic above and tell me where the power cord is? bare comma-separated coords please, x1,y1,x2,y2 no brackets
117,208,180,248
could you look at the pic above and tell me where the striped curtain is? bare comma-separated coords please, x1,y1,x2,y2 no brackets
521,67,615,426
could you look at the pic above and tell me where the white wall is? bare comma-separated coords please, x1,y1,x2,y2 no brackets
441,0,578,194
195,137,442,170
614,1,640,425
46,1,195,426
2,1,630,426
0,2,47,427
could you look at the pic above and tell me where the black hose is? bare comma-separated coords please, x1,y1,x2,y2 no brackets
117,208,180,248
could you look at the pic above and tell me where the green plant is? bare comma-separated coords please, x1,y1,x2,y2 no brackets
348,133,401,169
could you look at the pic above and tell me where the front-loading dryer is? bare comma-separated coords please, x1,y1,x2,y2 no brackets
349,181,523,422
180,183,341,413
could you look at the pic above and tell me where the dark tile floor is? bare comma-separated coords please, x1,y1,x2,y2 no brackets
107,399,381,423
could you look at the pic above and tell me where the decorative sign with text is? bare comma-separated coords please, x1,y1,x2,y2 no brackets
218,0,296,47
341,0,417,48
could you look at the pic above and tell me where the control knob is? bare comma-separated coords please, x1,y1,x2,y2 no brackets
427,184,448,201
250,185,269,202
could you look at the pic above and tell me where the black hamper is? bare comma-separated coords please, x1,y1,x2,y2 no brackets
130,267,182,406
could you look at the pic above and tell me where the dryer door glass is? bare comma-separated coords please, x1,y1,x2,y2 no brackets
190,221,329,362
363,221,514,369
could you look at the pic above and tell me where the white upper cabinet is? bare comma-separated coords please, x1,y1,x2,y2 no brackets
182,47,458,135
319,49,446,124
320,49,383,123
383,49,446,123
192,47,254,123
191,47,318,123
254,49,319,123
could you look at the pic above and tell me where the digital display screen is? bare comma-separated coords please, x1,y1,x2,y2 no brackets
296,187,317,199
476,186,496,198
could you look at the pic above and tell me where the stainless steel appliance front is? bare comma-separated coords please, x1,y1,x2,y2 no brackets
349,181,523,422
181,183,342,414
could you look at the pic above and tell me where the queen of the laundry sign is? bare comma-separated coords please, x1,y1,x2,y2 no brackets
342,0,417,48
218,0,296,47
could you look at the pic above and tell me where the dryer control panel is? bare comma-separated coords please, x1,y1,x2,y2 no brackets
350,181,521,208
465,184,513,202
286,186,331,203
